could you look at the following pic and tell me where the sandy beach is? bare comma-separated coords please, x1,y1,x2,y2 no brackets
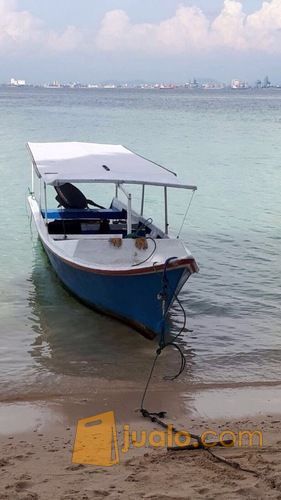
1,383,281,500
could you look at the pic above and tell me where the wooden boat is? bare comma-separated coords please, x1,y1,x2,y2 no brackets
27,142,198,338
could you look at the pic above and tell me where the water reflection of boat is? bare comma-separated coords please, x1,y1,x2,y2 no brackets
27,142,198,338
29,242,196,381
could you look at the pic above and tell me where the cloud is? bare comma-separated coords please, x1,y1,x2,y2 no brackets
211,0,248,50
95,6,210,54
246,0,281,51
1,0,281,57
0,0,83,54
0,0,43,51
47,26,85,52
96,0,281,55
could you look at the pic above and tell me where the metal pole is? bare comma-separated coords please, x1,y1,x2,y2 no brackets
39,178,42,211
115,184,118,198
127,193,132,235
31,163,34,194
44,182,48,225
118,185,132,235
141,185,145,216
164,186,168,235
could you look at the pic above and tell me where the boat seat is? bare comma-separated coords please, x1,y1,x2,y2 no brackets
54,182,104,210
42,208,127,220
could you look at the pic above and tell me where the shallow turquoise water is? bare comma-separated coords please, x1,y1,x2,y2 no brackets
0,87,280,398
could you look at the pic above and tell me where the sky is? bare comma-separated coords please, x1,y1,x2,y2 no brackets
1,0,281,84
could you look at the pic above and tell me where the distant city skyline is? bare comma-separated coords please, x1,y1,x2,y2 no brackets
1,1,281,83
5,75,279,90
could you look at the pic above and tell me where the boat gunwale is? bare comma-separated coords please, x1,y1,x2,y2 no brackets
44,239,198,276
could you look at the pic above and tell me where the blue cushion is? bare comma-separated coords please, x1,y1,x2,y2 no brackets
41,208,127,220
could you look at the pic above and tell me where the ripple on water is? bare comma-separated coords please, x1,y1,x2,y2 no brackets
0,88,280,399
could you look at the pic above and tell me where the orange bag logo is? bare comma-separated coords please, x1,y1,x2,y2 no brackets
72,412,263,467
72,411,119,467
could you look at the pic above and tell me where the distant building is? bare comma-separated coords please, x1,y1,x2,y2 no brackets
231,79,249,89
202,81,225,90
44,81,61,88
263,76,271,88
184,78,199,89
10,78,26,86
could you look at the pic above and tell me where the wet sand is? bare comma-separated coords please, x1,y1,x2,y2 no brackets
1,384,281,499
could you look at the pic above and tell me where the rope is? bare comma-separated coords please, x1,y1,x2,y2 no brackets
132,237,157,267
141,406,258,476
135,218,153,237
140,257,188,413
140,351,163,415
162,342,186,381
126,218,153,239
205,448,259,476
139,255,258,478
176,190,196,239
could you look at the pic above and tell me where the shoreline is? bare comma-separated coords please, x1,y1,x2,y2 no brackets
1,378,281,419
2,375,281,400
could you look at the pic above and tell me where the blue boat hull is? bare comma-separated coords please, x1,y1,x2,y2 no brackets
42,243,191,337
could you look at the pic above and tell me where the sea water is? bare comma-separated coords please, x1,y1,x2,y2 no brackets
0,87,280,400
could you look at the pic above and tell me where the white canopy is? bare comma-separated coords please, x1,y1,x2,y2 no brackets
27,142,197,190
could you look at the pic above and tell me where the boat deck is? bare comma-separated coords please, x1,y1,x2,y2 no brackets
52,236,191,270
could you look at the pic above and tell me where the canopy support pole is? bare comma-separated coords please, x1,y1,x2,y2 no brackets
164,187,168,235
115,184,118,199
44,182,48,225
128,193,132,235
31,163,34,194
39,178,42,211
141,185,145,216
119,185,132,235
